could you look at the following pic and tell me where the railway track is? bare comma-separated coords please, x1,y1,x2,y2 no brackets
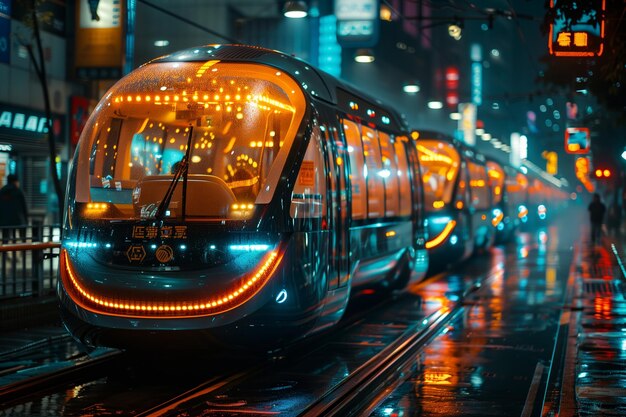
0,254,502,416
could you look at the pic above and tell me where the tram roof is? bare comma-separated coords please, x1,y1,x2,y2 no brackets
149,44,407,131
413,129,487,164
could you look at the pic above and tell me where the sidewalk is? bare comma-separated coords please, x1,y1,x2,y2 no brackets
570,233,626,416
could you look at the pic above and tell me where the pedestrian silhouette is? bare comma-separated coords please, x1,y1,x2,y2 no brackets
588,193,606,245
0,174,29,244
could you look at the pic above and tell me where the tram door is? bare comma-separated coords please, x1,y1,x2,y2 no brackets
322,123,350,290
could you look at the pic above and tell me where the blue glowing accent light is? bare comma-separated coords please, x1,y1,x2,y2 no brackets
430,216,452,225
105,243,112,248
276,289,288,304
450,234,458,245
150,244,157,249
381,116,390,124
180,244,187,250
209,245,216,250
497,223,505,231
229,244,270,252
66,242,98,248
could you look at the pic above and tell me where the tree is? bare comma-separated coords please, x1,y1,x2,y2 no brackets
15,0,64,224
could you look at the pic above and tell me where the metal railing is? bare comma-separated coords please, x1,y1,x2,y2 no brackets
0,225,62,299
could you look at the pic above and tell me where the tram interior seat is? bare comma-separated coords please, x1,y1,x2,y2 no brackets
134,174,236,217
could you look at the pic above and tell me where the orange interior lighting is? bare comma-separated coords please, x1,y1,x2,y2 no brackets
456,201,464,210
595,169,602,177
568,143,580,152
60,249,281,318
603,169,610,177
433,200,445,209
425,220,457,249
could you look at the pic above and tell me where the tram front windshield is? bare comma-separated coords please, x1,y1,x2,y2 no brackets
73,61,306,220
417,140,460,211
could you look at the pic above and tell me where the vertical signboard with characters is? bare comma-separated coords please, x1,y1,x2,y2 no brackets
458,103,476,146
0,0,10,65
75,0,125,79
549,0,605,57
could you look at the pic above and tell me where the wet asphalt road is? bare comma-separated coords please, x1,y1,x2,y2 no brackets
5,207,624,417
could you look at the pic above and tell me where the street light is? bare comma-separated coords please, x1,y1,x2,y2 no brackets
403,82,420,93
427,101,443,109
354,48,375,63
283,1,308,18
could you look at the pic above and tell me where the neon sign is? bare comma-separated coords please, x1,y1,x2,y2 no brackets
0,111,51,133
549,0,605,57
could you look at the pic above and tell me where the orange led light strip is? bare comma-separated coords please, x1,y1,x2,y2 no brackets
425,220,457,249
60,249,280,318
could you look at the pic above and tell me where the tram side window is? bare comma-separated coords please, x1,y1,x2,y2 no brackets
393,137,412,216
468,162,490,210
455,163,469,209
342,119,366,220
361,125,385,218
290,126,327,219
378,132,400,217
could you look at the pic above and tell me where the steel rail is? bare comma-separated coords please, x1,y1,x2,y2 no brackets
134,293,397,417
300,307,461,417
298,267,502,417
0,349,122,407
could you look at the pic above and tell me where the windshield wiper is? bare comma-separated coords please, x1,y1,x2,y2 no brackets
154,125,193,220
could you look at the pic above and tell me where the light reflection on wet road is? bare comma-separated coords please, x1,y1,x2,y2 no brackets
369,214,583,417
5,209,619,417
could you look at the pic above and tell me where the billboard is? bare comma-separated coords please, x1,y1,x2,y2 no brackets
75,0,125,79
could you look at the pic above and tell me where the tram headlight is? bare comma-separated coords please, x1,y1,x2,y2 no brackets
518,205,528,219
82,202,110,218
538,204,547,220
230,203,255,219
491,208,504,227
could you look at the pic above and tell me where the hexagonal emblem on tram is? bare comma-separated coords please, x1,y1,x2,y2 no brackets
126,245,146,263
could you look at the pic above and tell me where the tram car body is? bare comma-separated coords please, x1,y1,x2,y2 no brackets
57,45,429,349
413,131,494,272
520,163,568,227
485,160,529,243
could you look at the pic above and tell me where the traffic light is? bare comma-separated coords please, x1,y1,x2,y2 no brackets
594,169,611,178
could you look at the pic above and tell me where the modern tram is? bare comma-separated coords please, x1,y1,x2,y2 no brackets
57,44,568,350
414,131,495,271
57,44,429,349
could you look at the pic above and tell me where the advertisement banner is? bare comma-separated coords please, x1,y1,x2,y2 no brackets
75,0,125,79
458,103,476,146
70,96,92,146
